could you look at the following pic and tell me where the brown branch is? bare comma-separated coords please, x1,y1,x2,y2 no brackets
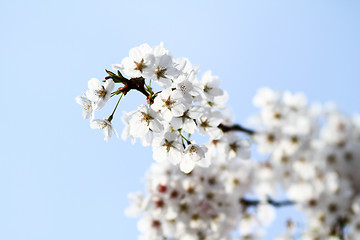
105,70,149,98
126,77,149,97
219,123,255,135
331,217,347,240
240,197,295,208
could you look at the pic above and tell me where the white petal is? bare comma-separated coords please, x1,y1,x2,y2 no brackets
112,126,119,139
149,119,163,133
112,64,124,71
207,127,223,139
170,117,182,130
104,79,115,92
90,120,103,129
197,157,211,168
130,122,148,137
103,126,112,141
182,120,196,134
171,104,186,117
88,78,102,90
168,149,182,165
180,158,195,173
153,147,167,163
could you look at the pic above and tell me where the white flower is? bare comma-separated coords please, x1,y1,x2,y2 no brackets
137,215,163,240
256,204,275,226
125,192,147,217
200,71,223,100
200,90,229,110
196,111,223,139
152,55,178,88
172,72,201,102
239,213,258,235
90,119,118,141
75,94,94,119
174,57,200,76
254,163,278,199
219,135,251,160
283,91,307,110
129,104,164,138
152,88,187,122
180,144,208,173
293,160,316,181
121,110,136,144
170,106,204,134
152,132,184,164
115,43,155,78
86,78,114,110
287,181,313,202
260,106,287,128
149,44,180,88
253,87,280,108
253,131,279,154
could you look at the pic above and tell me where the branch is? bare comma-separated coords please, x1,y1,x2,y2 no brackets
240,197,295,207
219,123,255,135
106,70,149,98
333,217,347,240
127,77,149,97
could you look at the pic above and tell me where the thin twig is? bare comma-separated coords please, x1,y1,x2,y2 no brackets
240,197,295,207
218,123,255,135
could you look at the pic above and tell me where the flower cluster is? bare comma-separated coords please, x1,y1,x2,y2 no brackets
126,154,277,240
77,44,360,239
77,43,249,173
75,78,118,141
250,88,360,239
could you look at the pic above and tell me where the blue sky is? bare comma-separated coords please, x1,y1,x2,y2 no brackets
1,0,359,239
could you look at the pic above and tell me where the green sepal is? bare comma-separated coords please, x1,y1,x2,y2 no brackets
111,88,123,96
105,69,128,83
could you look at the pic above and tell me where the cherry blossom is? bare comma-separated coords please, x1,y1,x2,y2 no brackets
75,94,94,119
90,119,118,141
76,43,360,239
129,104,164,138
86,78,114,110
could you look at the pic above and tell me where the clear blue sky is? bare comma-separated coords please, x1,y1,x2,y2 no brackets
1,0,359,239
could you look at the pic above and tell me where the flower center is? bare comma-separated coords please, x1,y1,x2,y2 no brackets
162,96,176,110
162,139,174,152
96,86,106,98
141,112,153,125
134,58,147,73
200,119,210,129
204,85,212,93
155,66,167,79
229,142,239,152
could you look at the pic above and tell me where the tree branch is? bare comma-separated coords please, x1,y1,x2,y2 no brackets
333,217,346,240
219,123,255,135
106,70,149,98
240,197,295,207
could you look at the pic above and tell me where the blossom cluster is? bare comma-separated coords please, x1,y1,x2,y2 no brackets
76,43,250,174
76,43,360,239
250,88,360,239
126,155,277,240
